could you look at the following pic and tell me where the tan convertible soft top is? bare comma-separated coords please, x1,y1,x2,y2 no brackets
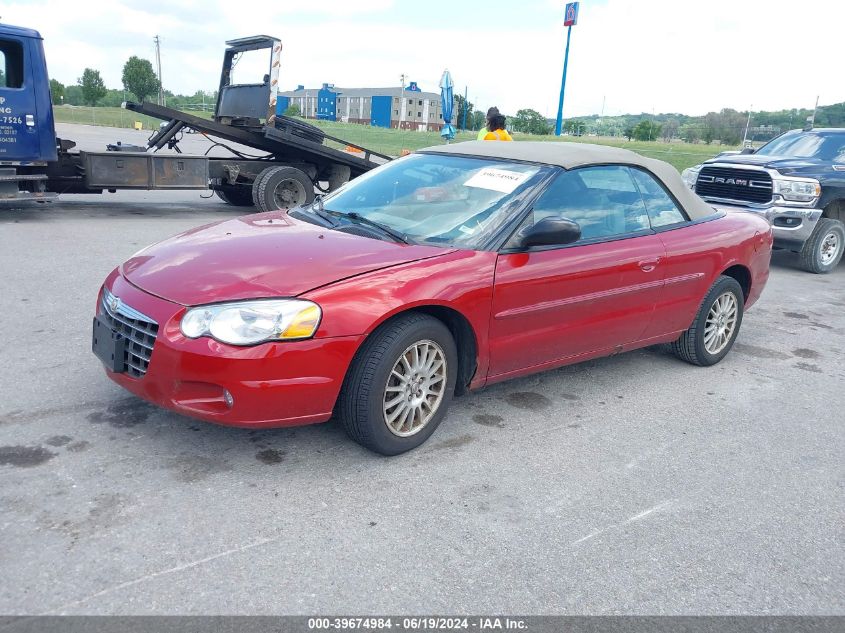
419,140,715,220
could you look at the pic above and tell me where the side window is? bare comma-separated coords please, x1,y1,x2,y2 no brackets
1,39,26,88
630,168,688,227
529,166,650,242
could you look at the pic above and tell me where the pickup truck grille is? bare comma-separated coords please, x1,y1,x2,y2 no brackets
695,166,773,204
100,290,158,378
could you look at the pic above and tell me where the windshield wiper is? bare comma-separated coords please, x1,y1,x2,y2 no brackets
305,195,338,227
331,211,411,244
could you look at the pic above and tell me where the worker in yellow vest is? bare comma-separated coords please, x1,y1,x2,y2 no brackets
483,114,513,141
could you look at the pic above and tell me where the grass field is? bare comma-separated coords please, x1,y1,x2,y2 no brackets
53,105,733,172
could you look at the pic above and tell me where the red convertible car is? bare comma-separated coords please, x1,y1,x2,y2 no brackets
93,142,772,455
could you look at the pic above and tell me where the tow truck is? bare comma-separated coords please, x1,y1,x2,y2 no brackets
0,23,390,211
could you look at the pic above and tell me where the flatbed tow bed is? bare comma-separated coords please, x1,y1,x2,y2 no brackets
1,28,391,211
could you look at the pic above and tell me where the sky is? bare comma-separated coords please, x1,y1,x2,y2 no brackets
2,0,844,118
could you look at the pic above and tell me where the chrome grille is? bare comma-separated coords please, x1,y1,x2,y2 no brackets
695,166,773,204
100,288,158,378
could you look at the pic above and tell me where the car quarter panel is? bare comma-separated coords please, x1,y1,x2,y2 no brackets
302,249,498,389
644,212,772,338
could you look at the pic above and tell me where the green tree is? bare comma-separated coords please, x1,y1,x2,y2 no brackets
121,56,160,103
49,78,65,104
680,123,699,143
284,103,301,117
632,120,662,141
0,68,5,87
454,94,474,130
470,111,485,131
78,68,107,106
661,117,679,142
512,108,552,135
702,112,718,144
563,119,586,135
623,125,635,141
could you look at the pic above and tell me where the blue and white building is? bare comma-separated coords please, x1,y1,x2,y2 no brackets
277,81,444,131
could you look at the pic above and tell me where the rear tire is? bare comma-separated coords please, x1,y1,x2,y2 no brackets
671,275,744,367
252,166,315,213
799,218,845,274
215,186,255,207
338,313,458,456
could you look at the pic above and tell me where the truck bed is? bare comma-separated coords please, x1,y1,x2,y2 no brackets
125,102,391,178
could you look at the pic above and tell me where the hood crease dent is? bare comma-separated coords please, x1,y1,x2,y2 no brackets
121,213,452,306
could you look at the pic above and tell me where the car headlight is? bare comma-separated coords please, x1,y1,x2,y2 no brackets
180,299,321,346
773,178,821,203
681,165,702,189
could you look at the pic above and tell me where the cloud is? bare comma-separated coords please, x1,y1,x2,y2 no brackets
2,0,842,118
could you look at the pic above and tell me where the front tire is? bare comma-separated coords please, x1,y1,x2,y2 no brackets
338,313,458,456
800,218,845,274
671,275,744,367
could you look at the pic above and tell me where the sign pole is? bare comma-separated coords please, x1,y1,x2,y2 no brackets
555,2,579,136
554,25,572,136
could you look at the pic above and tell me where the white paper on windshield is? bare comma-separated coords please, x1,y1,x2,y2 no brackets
464,168,530,193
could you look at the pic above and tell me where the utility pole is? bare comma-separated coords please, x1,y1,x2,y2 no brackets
809,94,819,129
399,73,407,130
154,35,164,106
461,86,468,131
743,105,753,146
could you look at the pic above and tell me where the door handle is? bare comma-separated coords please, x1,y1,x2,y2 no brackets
638,257,661,272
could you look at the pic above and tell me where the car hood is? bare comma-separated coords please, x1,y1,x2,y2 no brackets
704,153,824,172
121,212,453,305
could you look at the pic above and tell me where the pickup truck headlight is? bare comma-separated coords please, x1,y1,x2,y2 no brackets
773,178,821,203
681,165,702,189
181,299,321,345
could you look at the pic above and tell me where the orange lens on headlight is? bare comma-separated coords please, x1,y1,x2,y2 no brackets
280,304,321,339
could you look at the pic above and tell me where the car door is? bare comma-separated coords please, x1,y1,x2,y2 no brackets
628,167,717,338
0,35,40,162
487,165,667,380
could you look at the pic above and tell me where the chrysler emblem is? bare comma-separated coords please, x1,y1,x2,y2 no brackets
108,295,121,313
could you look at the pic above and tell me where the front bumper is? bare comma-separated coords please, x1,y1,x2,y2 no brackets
94,272,363,428
710,202,822,250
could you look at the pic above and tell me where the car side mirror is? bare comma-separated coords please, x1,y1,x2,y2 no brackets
518,216,581,248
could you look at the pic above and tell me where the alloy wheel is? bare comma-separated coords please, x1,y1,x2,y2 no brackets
383,340,447,437
703,292,739,355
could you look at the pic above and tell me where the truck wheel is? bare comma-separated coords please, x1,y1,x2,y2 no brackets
671,275,744,367
252,166,315,213
799,218,845,274
215,187,254,207
338,313,458,456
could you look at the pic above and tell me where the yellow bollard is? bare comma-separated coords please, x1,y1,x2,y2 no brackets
134,121,143,131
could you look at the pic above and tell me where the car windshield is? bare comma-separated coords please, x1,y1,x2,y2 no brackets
317,153,547,248
756,131,845,160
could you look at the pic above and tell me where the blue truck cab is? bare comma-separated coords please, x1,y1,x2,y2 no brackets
0,24,57,164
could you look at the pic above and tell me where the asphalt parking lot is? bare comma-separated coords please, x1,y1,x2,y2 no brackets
0,124,843,615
